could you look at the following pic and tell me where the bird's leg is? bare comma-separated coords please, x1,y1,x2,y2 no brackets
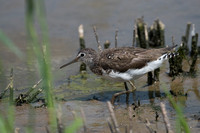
128,80,137,106
111,89,132,104
128,81,136,91
111,81,135,104
124,82,130,105
124,82,129,91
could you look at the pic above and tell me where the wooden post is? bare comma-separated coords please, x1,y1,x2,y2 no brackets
148,19,166,83
189,33,198,74
169,43,184,77
104,40,111,49
147,72,153,85
79,24,87,72
168,23,192,77
182,23,191,56
135,18,166,84
136,17,149,48
115,29,118,48
149,19,165,47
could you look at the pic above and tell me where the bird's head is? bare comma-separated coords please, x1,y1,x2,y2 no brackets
60,48,97,69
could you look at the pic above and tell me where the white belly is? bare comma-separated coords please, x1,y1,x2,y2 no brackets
102,55,166,81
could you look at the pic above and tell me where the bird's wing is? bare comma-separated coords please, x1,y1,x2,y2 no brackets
99,47,153,72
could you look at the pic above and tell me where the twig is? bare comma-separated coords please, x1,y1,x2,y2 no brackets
15,79,43,105
15,127,20,133
80,108,88,133
0,82,11,99
107,101,120,133
128,106,133,133
145,118,155,133
107,118,114,133
25,79,42,97
66,105,77,119
45,126,50,133
26,88,42,103
160,102,174,133
9,68,14,105
93,26,102,52
115,29,118,48
14,79,40,105
57,104,63,133
125,126,128,133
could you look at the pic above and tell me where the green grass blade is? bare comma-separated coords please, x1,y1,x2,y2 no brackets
25,0,57,132
64,117,83,133
0,30,24,58
7,105,15,133
166,91,190,133
0,118,7,133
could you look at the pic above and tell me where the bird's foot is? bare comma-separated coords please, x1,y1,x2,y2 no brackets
111,89,135,105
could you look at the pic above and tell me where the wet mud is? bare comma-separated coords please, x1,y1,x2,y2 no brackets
0,0,200,132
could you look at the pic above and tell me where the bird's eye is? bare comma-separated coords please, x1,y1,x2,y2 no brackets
80,53,85,57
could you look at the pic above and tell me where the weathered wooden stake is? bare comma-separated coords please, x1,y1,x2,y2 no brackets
104,40,111,49
134,22,139,47
132,23,136,47
153,68,160,81
136,17,149,48
147,72,153,85
107,101,120,133
115,29,118,48
189,33,198,74
135,17,156,85
181,23,191,56
79,24,87,72
198,46,200,55
168,23,192,77
148,19,165,82
168,38,184,77
93,26,102,52
9,68,14,105
149,19,165,47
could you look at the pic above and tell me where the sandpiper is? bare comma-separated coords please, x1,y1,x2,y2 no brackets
60,46,177,102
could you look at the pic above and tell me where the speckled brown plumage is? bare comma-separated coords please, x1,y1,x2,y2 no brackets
60,46,176,77
98,47,173,73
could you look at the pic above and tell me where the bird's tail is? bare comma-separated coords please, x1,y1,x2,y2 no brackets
159,45,179,60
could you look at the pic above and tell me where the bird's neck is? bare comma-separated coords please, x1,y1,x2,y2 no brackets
87,54,103,75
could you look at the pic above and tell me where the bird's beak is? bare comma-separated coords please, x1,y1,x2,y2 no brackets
60,56,80,69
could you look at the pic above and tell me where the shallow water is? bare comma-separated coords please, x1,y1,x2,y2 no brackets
0,0,200,132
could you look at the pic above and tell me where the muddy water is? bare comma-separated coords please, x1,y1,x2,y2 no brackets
0,0,200,132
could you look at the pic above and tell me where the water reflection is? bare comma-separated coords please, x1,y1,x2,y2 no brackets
148,82,161,104
170,77,187,107
186,78,200,100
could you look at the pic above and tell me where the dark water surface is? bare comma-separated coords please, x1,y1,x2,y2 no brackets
0,0,200,132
